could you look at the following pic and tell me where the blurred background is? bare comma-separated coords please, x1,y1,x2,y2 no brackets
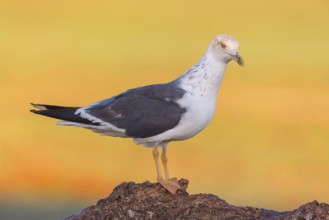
1,0,329,219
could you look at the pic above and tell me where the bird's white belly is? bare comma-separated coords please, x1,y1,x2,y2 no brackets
172,93,217,139
134,92,217,146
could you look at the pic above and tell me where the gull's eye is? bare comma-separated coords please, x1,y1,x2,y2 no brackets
219,42,226,49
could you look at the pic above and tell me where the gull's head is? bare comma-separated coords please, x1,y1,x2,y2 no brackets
207,34,244,66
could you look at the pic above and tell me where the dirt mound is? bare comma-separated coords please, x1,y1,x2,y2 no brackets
64,179,329,220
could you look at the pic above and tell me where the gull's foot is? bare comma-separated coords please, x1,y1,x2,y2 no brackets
159,177,181,194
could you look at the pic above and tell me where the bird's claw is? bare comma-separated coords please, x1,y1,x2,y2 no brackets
159,177,181,194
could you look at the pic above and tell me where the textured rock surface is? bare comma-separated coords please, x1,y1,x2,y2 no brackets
64,179,329,220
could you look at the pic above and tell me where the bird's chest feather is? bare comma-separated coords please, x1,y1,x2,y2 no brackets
176,92,217,138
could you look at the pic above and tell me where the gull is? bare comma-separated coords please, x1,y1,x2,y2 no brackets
31,34,244,194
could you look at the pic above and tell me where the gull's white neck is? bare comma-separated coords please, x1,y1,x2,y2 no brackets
176,53,227,98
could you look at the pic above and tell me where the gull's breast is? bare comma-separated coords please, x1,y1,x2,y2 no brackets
174,92,217,139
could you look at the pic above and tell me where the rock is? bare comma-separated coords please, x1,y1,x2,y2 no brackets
64,179,329,220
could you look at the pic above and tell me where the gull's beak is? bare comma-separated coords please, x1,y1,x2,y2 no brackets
232,53,244,66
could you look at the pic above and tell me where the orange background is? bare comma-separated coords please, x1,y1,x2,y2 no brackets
1,0,329,218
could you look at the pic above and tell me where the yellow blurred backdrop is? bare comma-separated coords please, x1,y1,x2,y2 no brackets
1,0,329,217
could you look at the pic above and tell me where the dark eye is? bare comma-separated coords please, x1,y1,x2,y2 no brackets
219,42,226,49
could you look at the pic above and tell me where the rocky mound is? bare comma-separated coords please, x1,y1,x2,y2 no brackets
64,179,329,220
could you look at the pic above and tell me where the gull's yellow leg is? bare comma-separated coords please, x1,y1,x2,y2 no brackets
152,146,162,182
155,143,181,194
153,145,180,194
161,145,170,180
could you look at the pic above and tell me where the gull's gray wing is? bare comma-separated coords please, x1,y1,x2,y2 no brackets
82,83,187,138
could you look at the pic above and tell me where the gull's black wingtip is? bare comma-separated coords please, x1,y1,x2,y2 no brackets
30,103,48,111
28,104,91,124
30,103,45,114
30,109,39,114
